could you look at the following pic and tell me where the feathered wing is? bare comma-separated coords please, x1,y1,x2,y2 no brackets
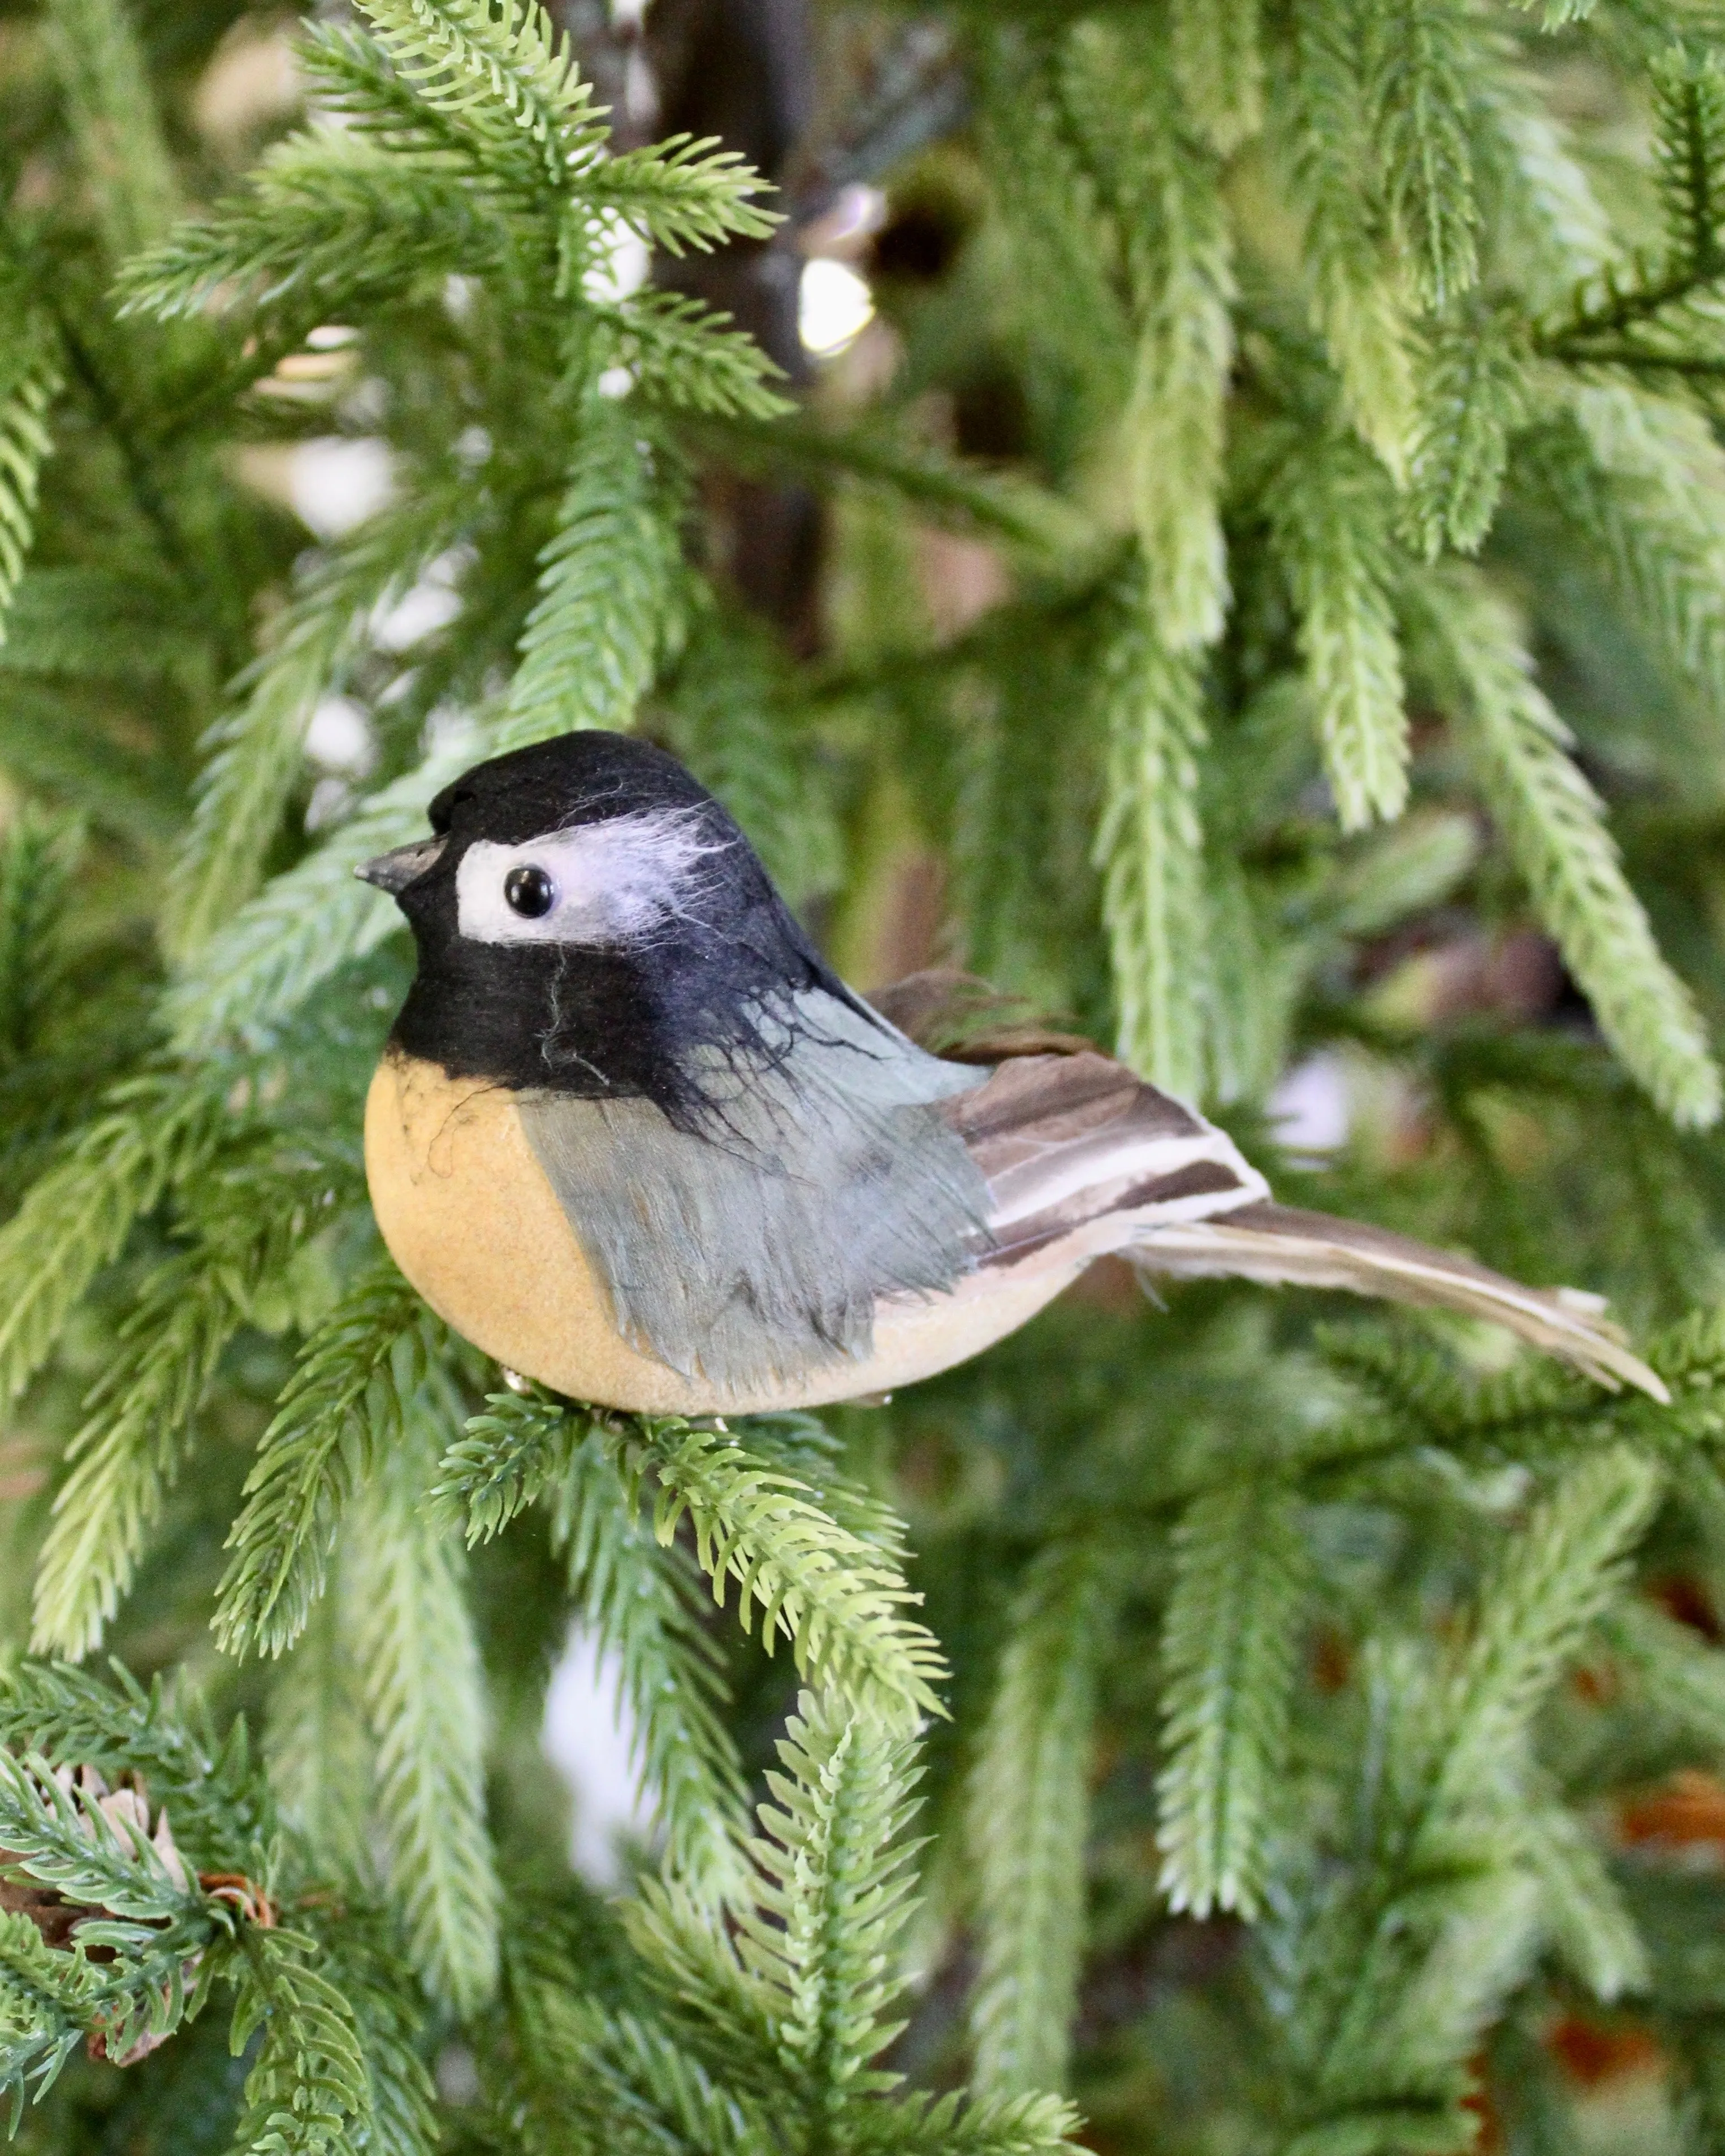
880,972,1667,1402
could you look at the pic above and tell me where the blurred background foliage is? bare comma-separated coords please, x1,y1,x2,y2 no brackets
10,3,1725,2155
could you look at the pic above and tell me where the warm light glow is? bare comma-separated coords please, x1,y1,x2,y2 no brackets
799,257,875,358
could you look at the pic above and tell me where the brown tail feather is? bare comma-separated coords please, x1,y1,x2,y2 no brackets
1127,1200,1667,1401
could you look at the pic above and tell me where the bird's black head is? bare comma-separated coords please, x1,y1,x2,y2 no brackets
361,731,850,1119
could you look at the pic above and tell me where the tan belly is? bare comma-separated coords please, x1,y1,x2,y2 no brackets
363,1051,1084,1415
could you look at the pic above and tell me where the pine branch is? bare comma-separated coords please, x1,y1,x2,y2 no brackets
265,1549,377,1889
230,1929,374,2156
32,1151,349,1659
1156,1484,1308,1921
325,1919,440,2156
0,807,80,1068
738,1691,923,2114
0,1844,223,2121
41,0,178,263
213,1258,433,1662
0,1749,208,1927
1170,0,1263,156
0,565,198,686
1366,0,1479,308
1601,1593,1725,1755
1093,563,1210,1098
635,1419,948,1727
162,733,475,1055
119,131,510,330
594,292,789,420
435,1388,579,1546
1275,1451,1661,2144
1070,25,1232,651
979,48,1130,453
548,1423,751,1902
1401,308,1528,561
1282,0,1417,478
350,1374,499,2015
1267,438,1410,829
165,469,476,959
1537,51,1725,358
1519,1799,1647,2003
0,1908,103,2125
0,679,182,839
1472,59,1614,310
1411,563,1722,1128
0,1070,232,1406
731,1414,913,1562
1654,45,1725,280
295,19,484,169
573,1999,766,2156
967,1537,1117,2098
624,1876,786,2102
0,323,63,642
352,0,607,197
694,411,1099,568
501,404,688,742
585,135,780,255
0,1660,273,1878
663,607,840,907
1525,382,1725,732
845,2089,1083,2156
1423,1448,1661,1841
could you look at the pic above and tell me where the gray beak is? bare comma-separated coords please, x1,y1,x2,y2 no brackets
355,836,446,895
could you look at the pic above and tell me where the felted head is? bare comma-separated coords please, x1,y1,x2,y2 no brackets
360,731,849,1116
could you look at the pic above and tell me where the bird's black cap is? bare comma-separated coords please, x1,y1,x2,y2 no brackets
425,730,713,845
371,729,858,1123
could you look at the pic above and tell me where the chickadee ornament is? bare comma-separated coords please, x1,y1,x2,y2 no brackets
358,731,1664,1413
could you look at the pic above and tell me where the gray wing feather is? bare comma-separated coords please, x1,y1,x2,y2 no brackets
518,991,989,1396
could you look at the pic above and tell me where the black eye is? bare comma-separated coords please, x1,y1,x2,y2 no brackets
504,864,556,919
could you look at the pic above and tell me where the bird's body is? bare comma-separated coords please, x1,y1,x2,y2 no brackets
364,1046,1084,1413
360,732,1666,1411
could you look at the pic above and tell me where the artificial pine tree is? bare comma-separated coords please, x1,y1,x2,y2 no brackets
8,0,1725,2150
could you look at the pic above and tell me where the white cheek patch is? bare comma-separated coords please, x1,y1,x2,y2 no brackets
455,809,732,948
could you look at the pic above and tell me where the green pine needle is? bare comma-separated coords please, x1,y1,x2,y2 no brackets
0,1071,232,1406
352,0,606,195
1156,1485,1308,1922
32,1150,354,1660
548,1422,752,1901
1367,0,1480,308
1170,0,1264,157
1268,438,1410,829
118,131,508,328
350,1375,500,2015
585,133,780,256
967,1537,1118,2097
213,1259,433,1662
637,1420,948,1726
1412,564,1722,1128
165,471,477,960
265,1554,378,1889
1093,564,1210,1098
230,1931,374,2156
0,324,61,642
40,0,178,263
501,404,688,742
162,737,473,1055
1284,0,1418,478
1402,309,1528,561
739,1691,924,2111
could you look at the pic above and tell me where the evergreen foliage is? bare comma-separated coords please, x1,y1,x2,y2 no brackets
9,2,1725,2153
